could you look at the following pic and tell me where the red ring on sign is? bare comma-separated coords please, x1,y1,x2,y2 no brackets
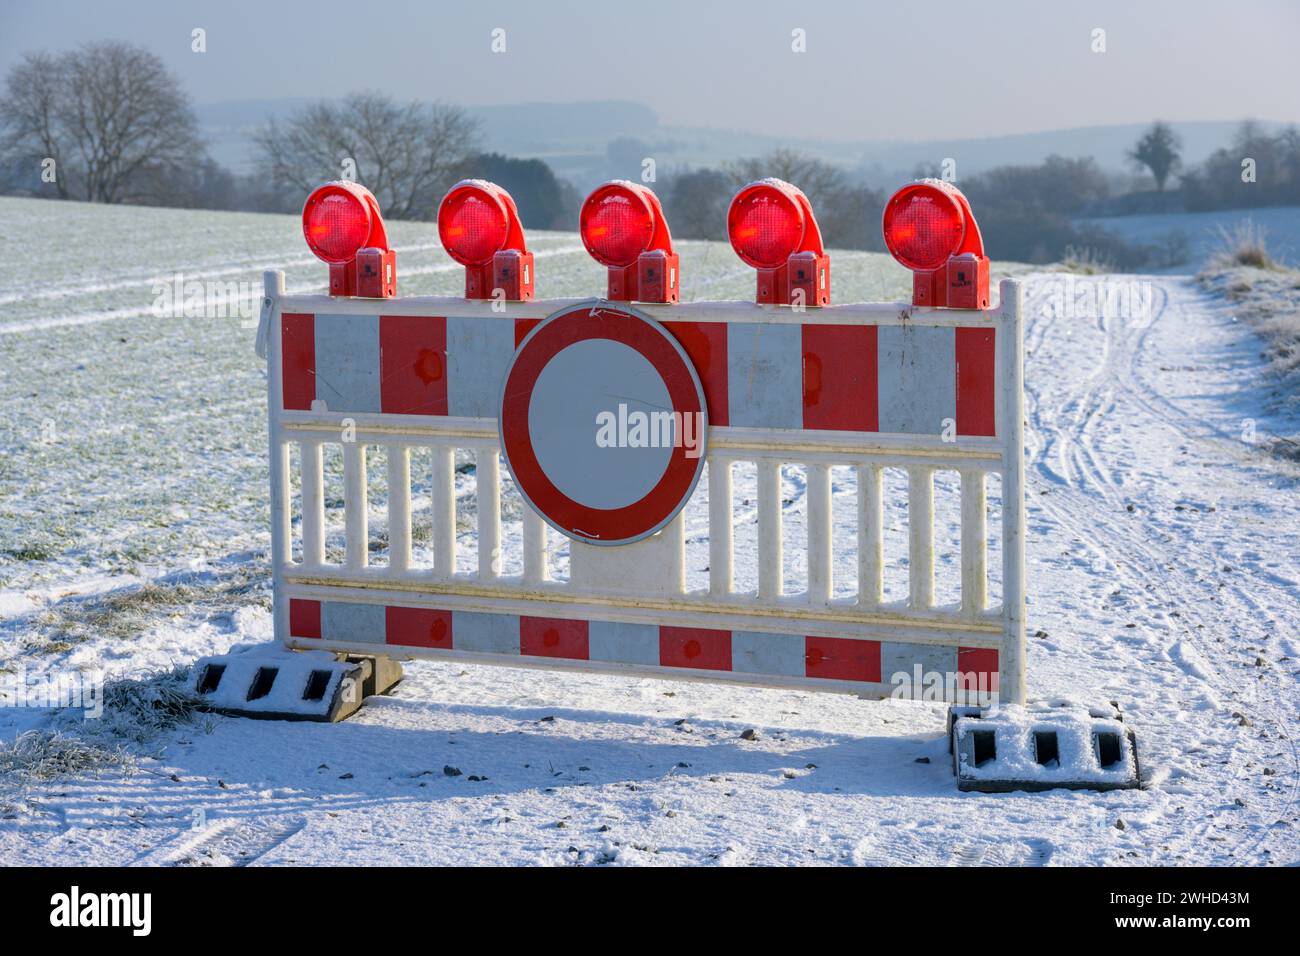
500,304,707,545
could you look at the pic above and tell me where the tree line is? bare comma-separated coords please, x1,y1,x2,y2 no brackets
0,41,578,227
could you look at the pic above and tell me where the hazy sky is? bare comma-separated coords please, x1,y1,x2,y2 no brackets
2,0,1296,141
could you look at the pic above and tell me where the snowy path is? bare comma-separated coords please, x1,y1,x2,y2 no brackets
2,266,1297,866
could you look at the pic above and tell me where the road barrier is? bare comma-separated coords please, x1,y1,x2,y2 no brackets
256,265,1025,705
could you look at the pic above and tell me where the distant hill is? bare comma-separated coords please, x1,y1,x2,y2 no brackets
475,100,658,147
195,97,1292,191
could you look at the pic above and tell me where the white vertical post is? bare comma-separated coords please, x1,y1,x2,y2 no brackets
757,459,783,600
343,441,367,571
263,271,289,644
807,463,832,603
387,445,411,574
432,445,455,577
908,466,934,610
271,441,290,567
960,468,987,617
301,440,325,569
999,279,1027,704
522,510,547,585
709,458,733,596
477,448,501,580
857,463,883,607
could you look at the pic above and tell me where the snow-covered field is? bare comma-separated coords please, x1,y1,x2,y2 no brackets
1077,204,1300,271
1,196,1297,866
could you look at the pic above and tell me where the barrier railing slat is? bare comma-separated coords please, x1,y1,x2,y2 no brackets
477,448,501,580
522,509,547,585
858,463,884,608
342,442,367,571
807,462,832,603
960,468,987,617
757,459,783,599
708,459,734,596
301,440,325,570
272,440,290,567
431,445,455,577
387,445,411,574
908,466,935,610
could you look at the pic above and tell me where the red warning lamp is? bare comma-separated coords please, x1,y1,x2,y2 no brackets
302,181,396,298
727,178,829,307
882,180,989,310
580,181,679,303
438,180,534,301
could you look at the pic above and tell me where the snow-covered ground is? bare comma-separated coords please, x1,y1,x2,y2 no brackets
1,197,1297,866
1076,205,1300,271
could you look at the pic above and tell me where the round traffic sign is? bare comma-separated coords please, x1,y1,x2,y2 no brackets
499,303,708,546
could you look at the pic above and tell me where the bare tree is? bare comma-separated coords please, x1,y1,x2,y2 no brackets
726,147,846,202
1,41,205,203
1128,121,1182,192
0,51,67,197
253,93,479,220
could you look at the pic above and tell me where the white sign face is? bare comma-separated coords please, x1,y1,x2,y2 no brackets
499,303,708,545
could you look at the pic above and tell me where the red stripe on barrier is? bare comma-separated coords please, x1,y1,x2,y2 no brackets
380,315,448,415
660,626,732,671
281,313,316,410
955,327,996,436
520,616,589,660
289,598,321,639
804,636,881,682
801,324,879,431
957,646,1000,692
666,321,729,426
514,317,542,348
386,606,452,649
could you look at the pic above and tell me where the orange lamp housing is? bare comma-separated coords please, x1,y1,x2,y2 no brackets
727,178,830,307
882,180,989,310
437,180,534,301
579,181,679,303
301,181,396,298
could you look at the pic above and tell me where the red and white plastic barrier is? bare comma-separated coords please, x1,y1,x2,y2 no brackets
258,292,1024,703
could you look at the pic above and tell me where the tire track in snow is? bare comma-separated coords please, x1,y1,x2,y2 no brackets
1022,274,1298,862
132,814,306,867
0,245,587,336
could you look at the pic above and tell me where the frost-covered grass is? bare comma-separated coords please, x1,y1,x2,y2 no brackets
1205,219,1283,272
0,667,204,791
1197,229,1300,431
82,666,205,745
0,730,130,783
1055,245,1118,275
12,566,269,656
